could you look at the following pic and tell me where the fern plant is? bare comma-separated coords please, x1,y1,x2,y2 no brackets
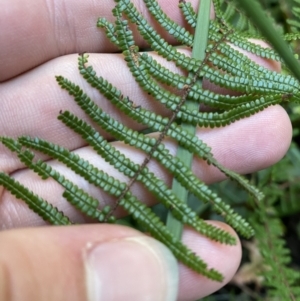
1,0,300,296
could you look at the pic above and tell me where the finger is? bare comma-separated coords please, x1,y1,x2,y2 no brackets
0,46,281,174
0,223,241,301
0,52,171,173
0,0,212,81
178,222,241,300
0,105,291,228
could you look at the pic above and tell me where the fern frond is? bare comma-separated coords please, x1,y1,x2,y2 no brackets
55,74,254,238
2,0,300,288
58,110,238,244
76,55,263,203
16,135,223,281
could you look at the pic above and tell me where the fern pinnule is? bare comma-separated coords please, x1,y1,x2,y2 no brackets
31,161,116,223
18,135,126,198
139,52,192,88
0,137,72,225
170,94,280,128
96,17,120,47
143,0,194,47
201,65,298,94
209,21,280,61
179,1,197,28
0,172,72,226
116,1,200,71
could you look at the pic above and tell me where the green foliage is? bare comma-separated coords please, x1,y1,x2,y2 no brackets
249,140,300,300
210,141,300,300
1,0,300,298
288,0,300,32
235,0,300,80
250,198,300,300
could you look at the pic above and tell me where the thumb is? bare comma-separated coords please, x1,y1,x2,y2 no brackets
0,225,178,301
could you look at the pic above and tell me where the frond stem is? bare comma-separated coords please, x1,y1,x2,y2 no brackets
166,0,212,238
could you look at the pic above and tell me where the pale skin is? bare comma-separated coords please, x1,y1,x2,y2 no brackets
0,1,293,301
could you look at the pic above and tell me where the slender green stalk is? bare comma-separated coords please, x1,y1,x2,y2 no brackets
236,0,300,82
166,0,211,238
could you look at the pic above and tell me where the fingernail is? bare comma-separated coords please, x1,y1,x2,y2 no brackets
84,236,178,301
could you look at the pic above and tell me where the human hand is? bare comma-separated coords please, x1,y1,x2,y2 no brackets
0,0,292,300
